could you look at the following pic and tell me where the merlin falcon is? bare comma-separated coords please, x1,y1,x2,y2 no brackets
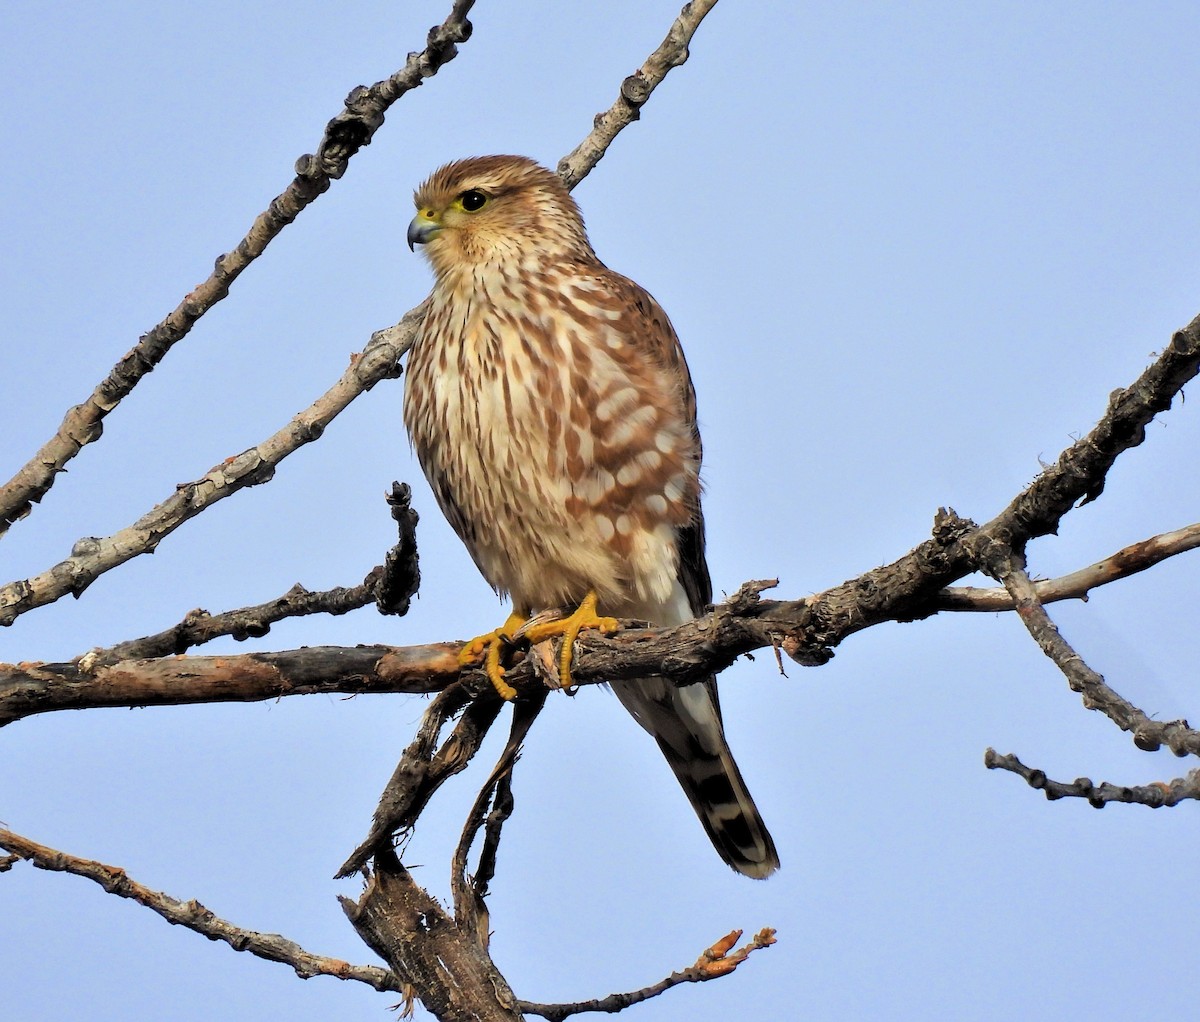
403,155,778,878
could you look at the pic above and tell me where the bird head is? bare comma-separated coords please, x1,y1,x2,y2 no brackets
408,155,592,279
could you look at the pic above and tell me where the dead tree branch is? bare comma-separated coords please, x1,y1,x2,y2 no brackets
987,551,1200,757
0,1,475,538
0,641,461,728
557,0,718,188
7,505,1197,728
341,852,525,1022
984,751,1200,807
936,522,1200,612
77,482,419,667
0,828,404,994
518,928,777,1022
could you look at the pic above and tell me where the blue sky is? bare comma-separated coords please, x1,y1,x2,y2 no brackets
3,2,1200,1019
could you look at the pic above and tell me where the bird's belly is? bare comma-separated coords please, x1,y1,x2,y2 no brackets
446,375,619,609
408,361,679,615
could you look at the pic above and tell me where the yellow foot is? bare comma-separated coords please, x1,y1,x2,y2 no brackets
522,591,620,688
459,610,527,700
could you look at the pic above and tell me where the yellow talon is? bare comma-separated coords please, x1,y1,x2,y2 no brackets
459,610,526,700
523,591,620,688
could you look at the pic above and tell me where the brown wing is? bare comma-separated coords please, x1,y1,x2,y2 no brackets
589,268,712,615
596,269,778,878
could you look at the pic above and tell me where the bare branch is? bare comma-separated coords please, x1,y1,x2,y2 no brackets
0,828,403,994
937,522,1200,611
336,685,502,879
450,692,546,946
984,750,1200,807
0,306,422,628
987,551,1200,757
0,3,475,537
0,0,727,632
4,472,1198,731
0,642,462,728
0,577,821,728
80,482,419,666
558,0,720,188
964,317,1200,556
5,489,1200,728
519,927,777,1022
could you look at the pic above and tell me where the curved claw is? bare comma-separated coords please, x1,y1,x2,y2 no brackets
523,591,620,688
459,611,526,700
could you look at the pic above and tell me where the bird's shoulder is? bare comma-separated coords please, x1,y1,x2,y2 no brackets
559,261,692,378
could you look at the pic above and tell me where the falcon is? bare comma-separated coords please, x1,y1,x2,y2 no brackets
403,155,778,878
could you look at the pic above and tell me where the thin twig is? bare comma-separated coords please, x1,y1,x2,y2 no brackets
80,482,420,666
937,522,1200,612
0,3,728,632
0,828,403,993
987,550,1200,757
93,581,380,664
519,927,777,1022
337,685,503,878
0,305,424,627
450,691,547,946
984,750,1200,807
0,2,475,538
557,0,719,188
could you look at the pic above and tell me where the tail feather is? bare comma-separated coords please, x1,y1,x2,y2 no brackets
613,674,779,879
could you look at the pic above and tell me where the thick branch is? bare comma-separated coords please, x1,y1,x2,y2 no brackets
341,853,523,1022
7,486,1200,727
0,642,462,727
0,577,815,728
0,2,475,538
0,828,403,994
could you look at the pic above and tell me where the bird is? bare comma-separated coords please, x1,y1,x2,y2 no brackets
402,155,778,878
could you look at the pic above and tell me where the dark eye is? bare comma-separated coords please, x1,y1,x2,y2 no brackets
460,189,488,212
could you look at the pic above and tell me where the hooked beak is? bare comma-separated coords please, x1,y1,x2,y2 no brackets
407,211,441,250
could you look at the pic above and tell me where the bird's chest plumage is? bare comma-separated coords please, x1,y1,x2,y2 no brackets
405,274,574,521
403,265,695,614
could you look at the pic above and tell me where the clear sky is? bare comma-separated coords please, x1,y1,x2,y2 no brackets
3,2,1200,1019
